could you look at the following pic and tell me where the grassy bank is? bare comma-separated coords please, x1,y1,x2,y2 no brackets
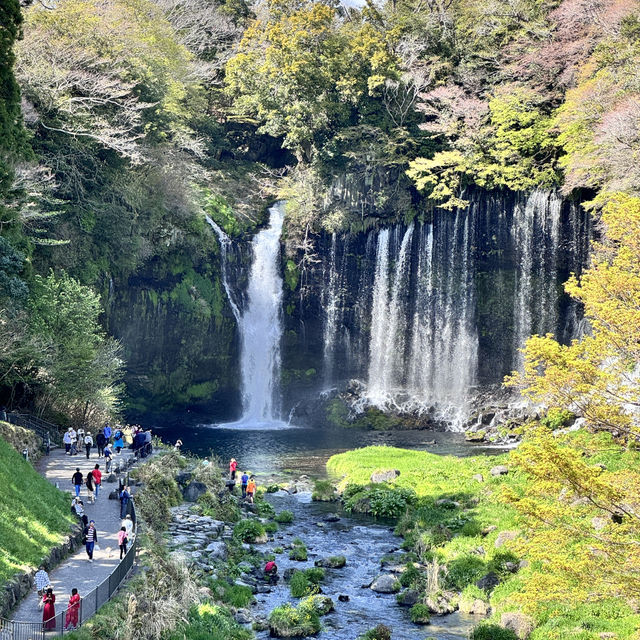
327,443,640,639
0,428,76,584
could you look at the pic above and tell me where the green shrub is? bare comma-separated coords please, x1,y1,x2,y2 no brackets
273,546,284,554
266,484,280,493
170,602,252,640
199,491,241,523
290,571,319,598
398,563,422,589
264,521,278,533
209,579,254,608
268,602,321,638
487,551,519,578
136,473,183,531
301,595,334,615
357,624,392,640
344,486,417,518
409,603,431,624
275,510,294,523
233,519,266,543
445,554,487,590
289,545,308,561
255,500,276,518
470,624,518,640
312,479,337,502
540,408,576,430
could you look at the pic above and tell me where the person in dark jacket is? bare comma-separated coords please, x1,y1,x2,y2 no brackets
72,468,84,498
96,431,106,458
85,470,95,504
119,486,130,519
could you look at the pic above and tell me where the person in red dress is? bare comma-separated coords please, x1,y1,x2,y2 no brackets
43,587,56,630
64,588,80,629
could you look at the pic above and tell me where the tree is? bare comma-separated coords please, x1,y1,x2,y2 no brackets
28,271,124,423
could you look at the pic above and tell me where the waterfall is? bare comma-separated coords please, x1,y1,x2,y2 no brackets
316,189,588,430
218,203,285,427
205,215,241,324
512,191,563,369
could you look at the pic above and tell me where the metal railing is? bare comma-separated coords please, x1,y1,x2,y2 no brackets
4,412,62,451
1,502,138,639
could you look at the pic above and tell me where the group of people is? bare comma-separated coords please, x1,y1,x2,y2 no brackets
34,567,81,631
63,423,149,461
71,464,103,505
229,458,257,503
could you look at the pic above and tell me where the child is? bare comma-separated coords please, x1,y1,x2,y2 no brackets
246,476,256,504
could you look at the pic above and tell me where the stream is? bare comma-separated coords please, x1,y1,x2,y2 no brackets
252,490,484,640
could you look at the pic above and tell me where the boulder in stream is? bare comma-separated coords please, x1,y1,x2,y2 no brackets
370,574,400,593
315,555,346,569
396,589,420,606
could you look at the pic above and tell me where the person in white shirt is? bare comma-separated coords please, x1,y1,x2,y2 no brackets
34,566,50,598
84,433,93,459
121,514,134,540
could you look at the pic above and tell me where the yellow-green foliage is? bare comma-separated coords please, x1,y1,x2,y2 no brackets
0,436,75,583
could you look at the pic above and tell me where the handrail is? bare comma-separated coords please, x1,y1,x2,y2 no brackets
4,411,63,450
1,500,138,639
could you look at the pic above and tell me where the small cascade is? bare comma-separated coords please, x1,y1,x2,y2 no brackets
205,216,241,323
322,234,340,386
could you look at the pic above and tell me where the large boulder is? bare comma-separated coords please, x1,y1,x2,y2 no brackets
501,612,535,639
175,471,194,486
370,469,400,483
205,541,227,560
475,572,500,591
182,481,207,502
370,574,400,593
425,591,457,614
315,555,346,569
396,589,420,606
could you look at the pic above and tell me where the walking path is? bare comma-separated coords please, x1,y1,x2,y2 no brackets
11,446,136,623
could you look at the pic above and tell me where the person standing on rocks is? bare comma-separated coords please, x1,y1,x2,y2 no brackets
72,467,84,497
84,432,93,459
246,476,256,503
229,458,238,480
92,464,102,500
83,520,98,562
240,471,249,498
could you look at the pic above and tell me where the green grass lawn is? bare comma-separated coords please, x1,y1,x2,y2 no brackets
0,433,76,583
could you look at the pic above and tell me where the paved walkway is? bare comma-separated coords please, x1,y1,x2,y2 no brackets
11,446,136,623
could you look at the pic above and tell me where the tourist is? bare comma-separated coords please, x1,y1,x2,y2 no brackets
241,471,249,498
77,425,85,445
103,423,112,443
119,485,130,519
64,588,80,630
246,476,256,503
104,445,113,473
229,458,238,480
34,565,50,599
43,587,56,629
264,560,278,584
85,470,94,504
96,430,106,458
122,514,134,540
72,467,84,498
71,496,84,518
84,432,93,459
63,429,72,454
92,464,102,500
69,427,78,456
174,439,183,450
83,520,98,562
113,428,124,454
118,526,128,559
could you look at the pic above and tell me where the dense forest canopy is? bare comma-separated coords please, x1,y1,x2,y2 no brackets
0,0,638,419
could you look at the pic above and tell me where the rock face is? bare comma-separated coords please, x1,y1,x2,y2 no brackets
370,469,400,483
476,572,500,591
182,481,207,502
370,574,400,593
425,591,457,614
501,612,535,639
460,597,489,615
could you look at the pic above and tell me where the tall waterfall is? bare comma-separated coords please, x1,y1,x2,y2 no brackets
316,189,587,429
